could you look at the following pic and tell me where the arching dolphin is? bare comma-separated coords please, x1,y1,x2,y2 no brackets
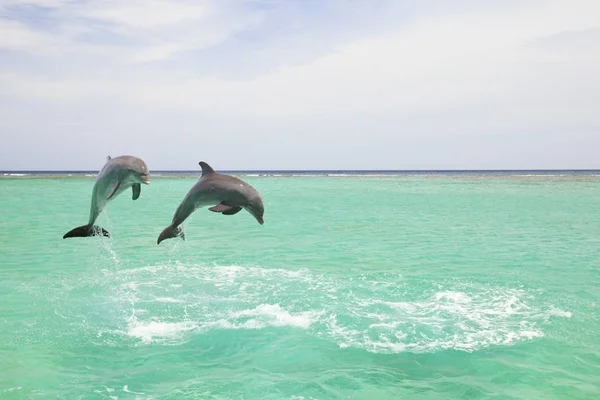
63,155,150,239
157,161,264,245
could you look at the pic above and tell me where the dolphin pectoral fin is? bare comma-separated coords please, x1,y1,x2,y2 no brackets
63,224,110,239
223,206,242,215
208,203,242,215
106,181,120,200
208,203,232,213
132,183,141,200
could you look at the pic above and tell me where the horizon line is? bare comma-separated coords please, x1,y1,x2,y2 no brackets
3,168,600,173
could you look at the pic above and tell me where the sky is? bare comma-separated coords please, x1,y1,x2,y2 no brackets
0,0,599,170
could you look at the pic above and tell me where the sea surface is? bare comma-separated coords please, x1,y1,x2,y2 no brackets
1,171,600,399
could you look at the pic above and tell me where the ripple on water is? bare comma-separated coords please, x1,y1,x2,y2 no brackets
82,263,572,352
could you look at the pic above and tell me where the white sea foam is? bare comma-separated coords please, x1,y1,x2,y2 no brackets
519,174,568,177
326,173,385,177
122,385,143,395
547,306,573,318
2,387,22,394
155,297,182,303
325,286,564,353
435,290,472,303
127,319,197,344
211,304,321,330
104,263,571,352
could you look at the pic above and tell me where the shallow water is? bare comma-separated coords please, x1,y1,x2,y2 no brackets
1,174,599,399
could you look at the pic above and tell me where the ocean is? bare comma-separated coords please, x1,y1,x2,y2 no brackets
1,171,599,399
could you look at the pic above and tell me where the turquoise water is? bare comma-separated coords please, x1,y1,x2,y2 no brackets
1,173,600,399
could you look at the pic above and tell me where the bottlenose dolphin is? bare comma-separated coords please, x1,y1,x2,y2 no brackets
63,155,150,239
157,161,264,245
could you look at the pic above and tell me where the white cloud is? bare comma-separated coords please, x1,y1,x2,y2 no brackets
0,0,599,169
77,0,210,29
0,19,66,53
0,0,265,62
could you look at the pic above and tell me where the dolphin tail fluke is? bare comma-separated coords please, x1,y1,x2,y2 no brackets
63,224,110,239
157,225,185,245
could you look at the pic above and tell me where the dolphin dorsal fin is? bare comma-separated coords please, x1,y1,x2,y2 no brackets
106,155,112,162
199,161,215,177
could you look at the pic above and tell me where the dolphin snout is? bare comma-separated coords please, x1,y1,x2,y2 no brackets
141,174,151,184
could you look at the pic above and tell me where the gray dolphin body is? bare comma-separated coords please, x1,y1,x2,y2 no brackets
157,161,264,245
63,155,151,239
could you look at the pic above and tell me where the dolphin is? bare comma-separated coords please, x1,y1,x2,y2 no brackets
157,161,264,245
63,155,151,239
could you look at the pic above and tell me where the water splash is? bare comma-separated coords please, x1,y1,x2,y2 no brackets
96,263,570,352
